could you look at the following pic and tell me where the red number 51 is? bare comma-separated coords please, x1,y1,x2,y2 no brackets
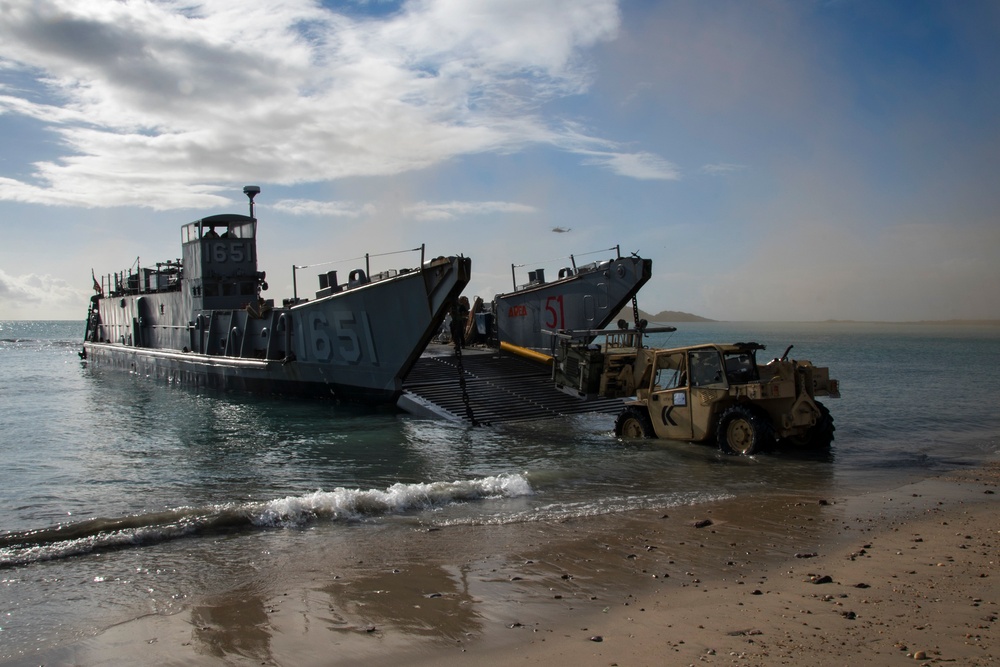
545,295,564,329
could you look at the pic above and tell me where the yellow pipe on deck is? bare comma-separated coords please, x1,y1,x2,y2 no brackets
500,341,553,365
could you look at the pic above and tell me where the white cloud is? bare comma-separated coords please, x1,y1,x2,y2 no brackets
404,200,536,221
700,163,746,175
579,150,680,180
0,0,669,209
552,119,678,179
0,268,89,319
272,198,377,218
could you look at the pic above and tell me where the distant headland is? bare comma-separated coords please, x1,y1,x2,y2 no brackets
613,308,715,323
613,311,1000,326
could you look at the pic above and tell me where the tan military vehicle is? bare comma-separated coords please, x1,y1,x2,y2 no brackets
552,327,840,455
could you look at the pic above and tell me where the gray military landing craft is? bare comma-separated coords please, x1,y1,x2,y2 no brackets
82,186,471,403
490,248,652,352
397,247,653,423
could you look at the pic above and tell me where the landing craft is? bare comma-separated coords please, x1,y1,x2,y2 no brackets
82,186,471,403
397,248,653,422
486,247,652,352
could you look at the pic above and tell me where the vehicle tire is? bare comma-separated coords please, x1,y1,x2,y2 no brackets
786,401,835,449
615,406,655,439
716,405,774,456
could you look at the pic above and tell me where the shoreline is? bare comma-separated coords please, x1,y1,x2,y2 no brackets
8,463,998,667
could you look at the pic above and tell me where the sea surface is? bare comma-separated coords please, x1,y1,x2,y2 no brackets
1,319,999,660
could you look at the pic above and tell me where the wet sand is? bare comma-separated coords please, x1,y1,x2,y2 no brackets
11,462,998,667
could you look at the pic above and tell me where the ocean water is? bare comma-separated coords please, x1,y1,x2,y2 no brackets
1,319,999,660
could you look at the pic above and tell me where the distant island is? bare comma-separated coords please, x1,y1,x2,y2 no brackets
612,311,1000,326
613,308,715,323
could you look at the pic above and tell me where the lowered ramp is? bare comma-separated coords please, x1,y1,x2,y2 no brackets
399,347,624,424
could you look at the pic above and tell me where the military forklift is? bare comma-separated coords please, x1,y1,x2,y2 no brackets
550,324,840,455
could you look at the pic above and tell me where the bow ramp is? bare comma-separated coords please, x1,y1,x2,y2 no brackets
398,346,624,424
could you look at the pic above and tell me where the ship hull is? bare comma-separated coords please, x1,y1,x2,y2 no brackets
84,256,471,403
83,344,398,401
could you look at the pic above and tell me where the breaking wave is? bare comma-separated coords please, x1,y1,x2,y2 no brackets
0,473,532,567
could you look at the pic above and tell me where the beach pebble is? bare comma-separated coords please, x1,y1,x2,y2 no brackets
795,552,818,559
589,635,603,642
913,650,927,659
692,519,713,528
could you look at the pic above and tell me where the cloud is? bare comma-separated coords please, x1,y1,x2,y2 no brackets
700,163,746,175
0,268,89,318
579,150,680,180
553,119,679,179
404,200,536,221
272,198,377,218
0,0,669,209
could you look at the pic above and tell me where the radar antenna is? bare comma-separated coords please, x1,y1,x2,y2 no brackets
243,185,261,219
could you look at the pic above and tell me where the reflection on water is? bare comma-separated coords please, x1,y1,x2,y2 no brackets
191,584,274,664
323,562,481,641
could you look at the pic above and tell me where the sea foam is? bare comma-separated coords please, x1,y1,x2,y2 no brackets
0,473,533,567
253,473,533,525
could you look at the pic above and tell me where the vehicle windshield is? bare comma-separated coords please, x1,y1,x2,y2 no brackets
722,350,757,384
653,352,686,390
689,349,725,387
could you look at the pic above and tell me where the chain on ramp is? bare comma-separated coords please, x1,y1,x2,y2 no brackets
452,341,486,427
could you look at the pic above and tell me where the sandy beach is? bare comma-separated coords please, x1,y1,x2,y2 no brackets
12,462,998,667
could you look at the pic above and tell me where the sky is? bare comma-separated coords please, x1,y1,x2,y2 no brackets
1,0,998,322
